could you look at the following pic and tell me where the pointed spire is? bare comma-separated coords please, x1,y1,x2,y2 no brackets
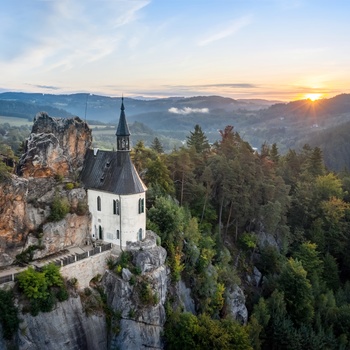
116,96,130,136
116,97,130,151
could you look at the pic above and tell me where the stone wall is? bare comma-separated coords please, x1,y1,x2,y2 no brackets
60,250,112,289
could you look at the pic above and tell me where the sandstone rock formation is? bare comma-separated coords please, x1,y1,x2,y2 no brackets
0,113,92,266
18,112,92,178
17,297,107,350
103,240,168,350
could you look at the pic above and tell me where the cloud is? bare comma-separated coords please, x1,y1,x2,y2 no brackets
168,107,209,115
195,83,257,89
198,15,252,46
28,84,60,90
0,0,151,71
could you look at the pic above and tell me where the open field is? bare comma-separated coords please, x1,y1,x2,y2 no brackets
0,116,32,126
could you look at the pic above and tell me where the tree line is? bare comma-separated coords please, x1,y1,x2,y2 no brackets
134,124,350,349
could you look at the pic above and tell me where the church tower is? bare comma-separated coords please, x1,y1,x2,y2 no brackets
80,98,147,248
116,97,130,151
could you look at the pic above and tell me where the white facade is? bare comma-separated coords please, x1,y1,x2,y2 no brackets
88,189,146,248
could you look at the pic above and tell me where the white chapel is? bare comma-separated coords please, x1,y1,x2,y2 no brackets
80,98,147,248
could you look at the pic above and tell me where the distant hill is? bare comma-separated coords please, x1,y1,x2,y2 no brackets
1,92,350,170
0,92,276,122
305,120,350,172
0,99,73,120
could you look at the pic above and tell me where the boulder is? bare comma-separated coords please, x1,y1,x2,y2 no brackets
225,285,248,325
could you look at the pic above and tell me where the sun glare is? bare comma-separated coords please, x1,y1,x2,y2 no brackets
305,93,322,101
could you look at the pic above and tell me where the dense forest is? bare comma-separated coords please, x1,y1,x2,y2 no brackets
131,125,350,349
2,121,350,349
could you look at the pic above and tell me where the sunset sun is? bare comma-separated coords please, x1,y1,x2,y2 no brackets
305,93,323,101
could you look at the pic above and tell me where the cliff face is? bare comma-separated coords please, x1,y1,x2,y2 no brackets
1,232,169,350
104,235,168,350
18,112,92,178
0,113,92,266
17,297,107,350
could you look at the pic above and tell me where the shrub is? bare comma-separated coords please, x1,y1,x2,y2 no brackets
17,264,67,315
42,263,63,287
65,182,75,190
17,267,48,300
76,200,88,215
138,279,158,306
39,292,55,312
106,256,117,270
15,245,43,264
49,195,70,221
56,287,69,301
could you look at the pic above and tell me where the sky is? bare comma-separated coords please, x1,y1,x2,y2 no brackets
1,0,350,101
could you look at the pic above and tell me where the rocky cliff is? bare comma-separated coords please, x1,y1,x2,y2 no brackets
104,233,168,350
18,112,92,178
0,113,92,266
0,232,169,350
17,296,108,350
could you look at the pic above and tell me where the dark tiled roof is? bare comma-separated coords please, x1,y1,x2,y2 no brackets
80,149,147,195
116,101,130,136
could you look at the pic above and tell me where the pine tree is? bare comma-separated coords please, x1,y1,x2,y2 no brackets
187,125,210,153
151,137,164,154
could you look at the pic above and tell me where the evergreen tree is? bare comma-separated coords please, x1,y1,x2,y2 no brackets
187,124,210,153
151,137,164,154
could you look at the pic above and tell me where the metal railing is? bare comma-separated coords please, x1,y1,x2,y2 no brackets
0,243,112,285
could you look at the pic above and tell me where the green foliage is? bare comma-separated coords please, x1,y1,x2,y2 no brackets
0,289,20,340
293,241,323,278
56,286,69,301
150,136,164,154
65,182,75,190
239,232,257,251
76,199,88,215
49,194,70,221
138,279,159,306
148,196,186,246
164,311,252,350
16,244,44,264
277,258,314,325
145,156,175,195
187,124,210,153
17,264,67,315
18,267,49,300
42,263,64,287
0,161,12,182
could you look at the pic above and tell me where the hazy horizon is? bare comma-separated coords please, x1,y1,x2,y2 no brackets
1,0,349,101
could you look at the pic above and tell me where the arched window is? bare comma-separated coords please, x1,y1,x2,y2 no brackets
97,196,101,211
113,199,120,215
138,198,144,214
116,229,120,240
138,228,143,241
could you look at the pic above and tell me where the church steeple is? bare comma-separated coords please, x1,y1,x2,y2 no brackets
116,97,130,151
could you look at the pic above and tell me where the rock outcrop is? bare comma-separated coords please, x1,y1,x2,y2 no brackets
17,297,107,350
0,176,90,265
103,238,168,350
225,285,249,325
18,112,92,178
0,113,92,266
